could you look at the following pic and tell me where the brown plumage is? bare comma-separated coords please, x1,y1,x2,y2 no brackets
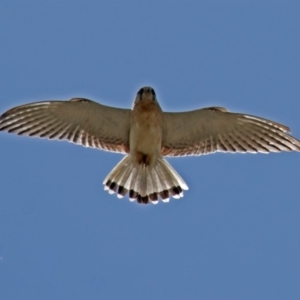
1,86,300,204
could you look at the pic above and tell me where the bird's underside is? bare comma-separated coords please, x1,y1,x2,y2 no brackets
0,86,300,204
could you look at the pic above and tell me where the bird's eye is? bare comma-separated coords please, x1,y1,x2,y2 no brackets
138,88,144,96
151,89,156,97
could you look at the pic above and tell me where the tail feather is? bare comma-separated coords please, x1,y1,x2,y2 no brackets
154,163,169,191
127,166,137,191
103,155,188,204
116,160,135,198
118,162,133,188
149,168,160,195
146,167,153,195
140,165,147,197
158,159,188,191
103,157,127,189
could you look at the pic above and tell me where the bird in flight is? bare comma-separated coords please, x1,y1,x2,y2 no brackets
0,87,299,204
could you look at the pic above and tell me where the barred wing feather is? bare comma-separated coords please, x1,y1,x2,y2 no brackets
162,107,300,156
0,98,131,153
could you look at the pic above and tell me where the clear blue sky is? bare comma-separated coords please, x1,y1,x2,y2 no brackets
1,1,300,299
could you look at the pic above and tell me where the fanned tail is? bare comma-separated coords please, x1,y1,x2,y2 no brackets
103,155,188,204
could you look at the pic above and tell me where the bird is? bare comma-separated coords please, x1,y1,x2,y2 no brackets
0,86,300,204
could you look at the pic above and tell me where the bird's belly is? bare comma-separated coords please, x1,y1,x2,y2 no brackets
129,113,162,167
130,123,162,155
129,103,163,165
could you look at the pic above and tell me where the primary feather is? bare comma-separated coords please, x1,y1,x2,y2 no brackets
1,87,300,204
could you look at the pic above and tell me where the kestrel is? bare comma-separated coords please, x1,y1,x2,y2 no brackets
0,87,299,204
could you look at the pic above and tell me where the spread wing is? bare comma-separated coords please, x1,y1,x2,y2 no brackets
162,107,300,156
0,98,131,153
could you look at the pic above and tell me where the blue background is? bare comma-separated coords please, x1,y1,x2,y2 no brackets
1,1,300,299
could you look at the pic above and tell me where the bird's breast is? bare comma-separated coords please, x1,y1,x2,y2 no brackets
129,101,163,161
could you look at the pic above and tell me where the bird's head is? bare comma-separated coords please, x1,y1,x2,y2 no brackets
133,87,157,107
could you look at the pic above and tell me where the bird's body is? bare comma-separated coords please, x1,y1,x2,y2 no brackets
105,87,187,203
0,86,299,204
130,89,163,167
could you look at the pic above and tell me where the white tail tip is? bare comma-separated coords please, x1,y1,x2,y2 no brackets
103,155,188,204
